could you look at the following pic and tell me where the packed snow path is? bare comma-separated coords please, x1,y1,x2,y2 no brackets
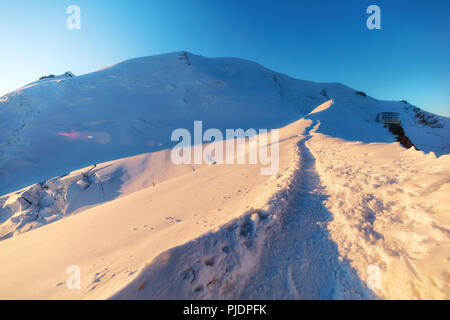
238,121,374,299
113,120,375,299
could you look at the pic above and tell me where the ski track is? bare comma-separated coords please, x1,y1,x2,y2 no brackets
112,120,375,299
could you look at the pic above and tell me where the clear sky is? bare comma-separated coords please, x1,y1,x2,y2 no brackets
0,0,449,116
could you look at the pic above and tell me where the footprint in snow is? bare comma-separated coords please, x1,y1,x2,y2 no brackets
126,270,137,276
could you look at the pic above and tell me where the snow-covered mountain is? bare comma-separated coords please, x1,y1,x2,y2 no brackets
0,52,449,300
1,52,448,197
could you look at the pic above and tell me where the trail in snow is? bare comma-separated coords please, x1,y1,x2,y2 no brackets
112,120,375,299
0,52,448,300
238,121,374,299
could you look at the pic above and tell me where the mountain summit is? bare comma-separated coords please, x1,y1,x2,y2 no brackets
0,52,448,195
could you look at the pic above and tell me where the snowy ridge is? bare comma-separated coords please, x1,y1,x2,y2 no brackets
303,90,450,156
0,118,304,299
112,120,374,299
1,51,448,197
0,52,448,300
0,52,309,196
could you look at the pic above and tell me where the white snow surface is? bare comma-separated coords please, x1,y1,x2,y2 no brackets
0,52,449,299
1,52,448,197
308,126,450,299
0,118,305,299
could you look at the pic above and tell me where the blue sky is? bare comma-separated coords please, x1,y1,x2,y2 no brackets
0,0,449,116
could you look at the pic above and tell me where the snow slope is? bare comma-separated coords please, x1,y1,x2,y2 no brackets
0,52,448,300
308,128,450,299
0,118,305,299
1,52,448,197
0,52,309,196
303,89,450,154
113,104,450,300
0,147,210,240
112,119,375,300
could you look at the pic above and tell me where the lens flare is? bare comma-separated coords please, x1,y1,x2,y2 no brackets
57,131,92,140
